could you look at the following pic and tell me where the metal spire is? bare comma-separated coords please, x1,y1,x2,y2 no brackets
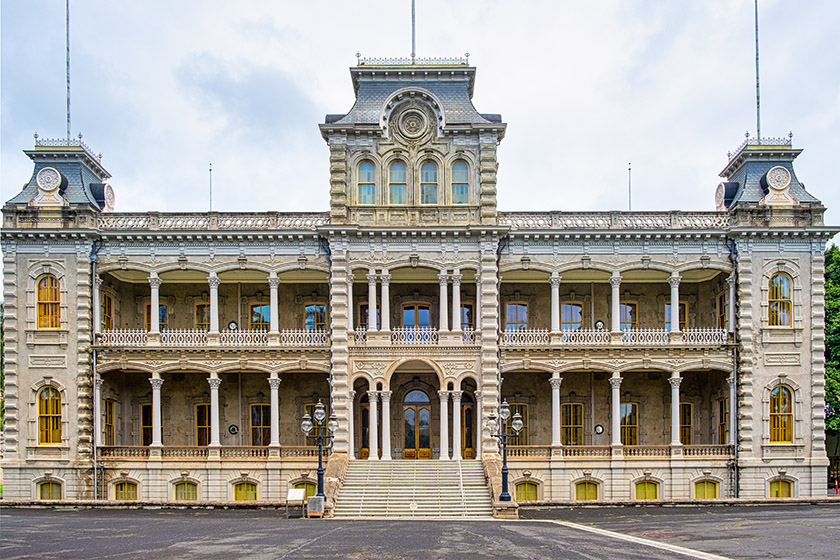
754,0,761,142
411,0,416,64
628,163,632,211
209,163,213,211
66,0,71,144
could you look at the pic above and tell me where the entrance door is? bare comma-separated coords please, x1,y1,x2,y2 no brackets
462,401,475,459
403,389,431,459
403,305,431,342
359,403,370,460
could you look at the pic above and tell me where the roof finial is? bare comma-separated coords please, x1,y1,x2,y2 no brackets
411,0,416,64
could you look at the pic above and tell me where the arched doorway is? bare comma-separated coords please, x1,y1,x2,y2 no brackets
462,393,475,459
403,389,431,459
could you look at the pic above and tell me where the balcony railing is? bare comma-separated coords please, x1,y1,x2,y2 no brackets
161,329,208,347
622,329,670,345
220,330,268,347
507,444,734,459
560,328,611,345
501,329,551,346
98,328,329,348
391,326,439,345
279,329,329,347
501,328,727,349
682,328,728,345
98,445,328,459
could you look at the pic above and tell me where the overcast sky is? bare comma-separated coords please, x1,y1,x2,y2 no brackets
2,1,838,229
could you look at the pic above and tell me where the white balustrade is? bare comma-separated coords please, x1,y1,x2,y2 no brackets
353,329,368,345
682,328,728,345
160,329,207,347
219,330,269,347
560,328,611,345
462,329,477,344
391,326,439,345
622,329,670,345
499,211,730,231
500,328,551,346
278,329,329,347
99,329,148,346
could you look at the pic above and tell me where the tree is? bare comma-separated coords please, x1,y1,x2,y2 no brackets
825,245,840,434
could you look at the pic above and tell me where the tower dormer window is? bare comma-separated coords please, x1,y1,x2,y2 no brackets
358,161,375,205
452,161,469,204
420,161,438,204
389,161,407,204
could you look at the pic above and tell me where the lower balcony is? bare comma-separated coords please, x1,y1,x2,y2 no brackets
500,328,728,349
97,329,329,349
98,445,328,460
507,444,734,460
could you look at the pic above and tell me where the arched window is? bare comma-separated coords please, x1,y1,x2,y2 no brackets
294,481,317,498
451,161,469,204
635,480,659,500
234,481,257,501
694,479,718,499
514,481,539,501
769,479,792,498
575,481,598,501
358,161,375,205
38,387,61,444
174,481,198,500
420,161,438,204
389,161,407,204
115,481,138,500
38,481,62,500
770,385,793,443
769,273,792,326
37,274,60,329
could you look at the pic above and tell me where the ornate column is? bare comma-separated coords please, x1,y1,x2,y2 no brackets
439,269,449,332
727,376,736,446
93,276,102,332
150,377,164,447
94,378,103,446
209,272,221,334
438,390,450,460
669,272,682,333
550,375,563,445
610,272,622,333
208,377,222,446
550,273,561,333
474,272,481,333
268,376,282,446
609,373,622,446
451,391,463,460
348,390,356,459
380,269,391,332
268,272,280,334
669,374,683,445
726,275,736,333
474,390,483,459
367,270,378,332
347,272,355,330
149,273,161,333
451,269,462,332
368,390,379,460
380,391,392,460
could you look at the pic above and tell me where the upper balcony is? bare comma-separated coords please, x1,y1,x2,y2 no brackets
98,328,329,349
500,327,728,349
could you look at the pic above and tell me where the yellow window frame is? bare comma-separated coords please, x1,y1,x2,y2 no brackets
717,291,727,330
514,481,539,502
37,274,61,329
196,403,210,446
619,301,637,332
680,402,693,445
460,303,474,331
250,403,271,446
174,481,197,501
140,403,161,446
115,481,138,500
304,302,327,331
103,293,113,330
39,481,62,500
561,403,583,446
770,386,793,443
560,302,583,331
718,398,728,445
38,386,61,445
635,480,658,500
145,303,168,331
104,399,115,446
234,481,257,501
769,479,792,498
294,481,317,498
249,303,270,331
505,302,528,331
195,303,210,331
694,479,718,499
620,402,638,445
768,273,792,327
575,481,598,501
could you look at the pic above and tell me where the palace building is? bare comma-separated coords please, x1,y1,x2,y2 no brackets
1,57,836,513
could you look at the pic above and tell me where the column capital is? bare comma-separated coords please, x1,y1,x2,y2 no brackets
549,275,562,288
148,275,162,289
380,274,391,285
208,273,221,289
207,377,222,389
450,274,462,286
438,390,450,400
474,390,483,400
367,390,380,401
347,272,355,283
95,378,104,389
367,273,378,285
726,376,736,389
380,390,392,402
668,376,683,389
267,378,282,390
149,378,164,389
451,390,463,401
725,275,736,287
438,274,450,285
609,273,622,288
268,276,280,289
95,276,104,288
608,376,622,389
668,273,682,288
549,377,563,389
349,389,357,399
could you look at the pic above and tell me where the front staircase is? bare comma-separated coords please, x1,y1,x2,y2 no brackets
333,459,493,518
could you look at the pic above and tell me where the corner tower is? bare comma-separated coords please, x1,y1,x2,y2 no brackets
320,57,506,226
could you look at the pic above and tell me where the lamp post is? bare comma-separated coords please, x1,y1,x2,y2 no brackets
301,400,337,498
487,399,523,502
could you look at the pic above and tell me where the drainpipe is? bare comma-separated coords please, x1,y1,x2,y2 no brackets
319,236,333,411
90,239,102,499
495,235,509,409
726,236,740,498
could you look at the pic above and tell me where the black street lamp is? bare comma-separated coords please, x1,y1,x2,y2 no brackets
301,400,338,499
487,399,523,502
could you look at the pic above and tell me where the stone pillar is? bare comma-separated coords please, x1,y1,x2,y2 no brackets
727,376,736,446
550,375,563,445
268,272,279,334
380,270,391,332
93,276,102,332
367,270,378,332
439,270,449,332
439,390,450,460
348,390,356,459
150,377,164,447
474,272,481,332
94,378,103,446
451,391,462,460
669,272,682,333
209,272,221,334
610,272,622,333
208,377,221,446
149,273,161,333
268,376,281,446
550,273,561,333
669,374,683,445
726,275,736,333
474,390,483,459
368,390,379,460
451,269,462,332
347,272,355,330
380,391,392,460
609,373,622,446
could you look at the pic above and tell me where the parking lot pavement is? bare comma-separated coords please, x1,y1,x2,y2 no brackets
522,503,840,559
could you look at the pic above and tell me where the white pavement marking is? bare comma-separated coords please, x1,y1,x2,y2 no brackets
538,520,732,560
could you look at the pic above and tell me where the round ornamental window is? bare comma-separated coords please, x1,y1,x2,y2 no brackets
36,167,62,193
398,109,428,139
766,166,791,192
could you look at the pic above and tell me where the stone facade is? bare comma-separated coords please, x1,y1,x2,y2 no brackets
1,59,836,504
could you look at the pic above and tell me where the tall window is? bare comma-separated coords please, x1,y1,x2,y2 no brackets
680,402,693,445
420,161,438,204
718,398,728,444
619,302,637,331
38,387,61,444
664,302,687,332
304,402,330,446
451,161,469,204
294,481,317,498
195,303,210,331
514,481,538,501
389,161,407,204
145,304,168,331
561,302,583,331
506,403,529,446
358,303,380,330
561,403,583,445
37,274,60,329
717,291,727,330
770,385,793,443
304,303,327,331
104,399,115,446
695,480,718,499
358,161,375,205
251,404,271,446
38,481,62,500
174,481,197,501
460,303,474,330
635,480,658,500
115,481,138,500
103,293,113,330
249,303,270,331
505,303,528,331
141,403,153,446
403,304,431,329
769,273,792,326
234,481,257,501
575,481,598,501
620,402,638,445
769,479,792,498
196,403,210,446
